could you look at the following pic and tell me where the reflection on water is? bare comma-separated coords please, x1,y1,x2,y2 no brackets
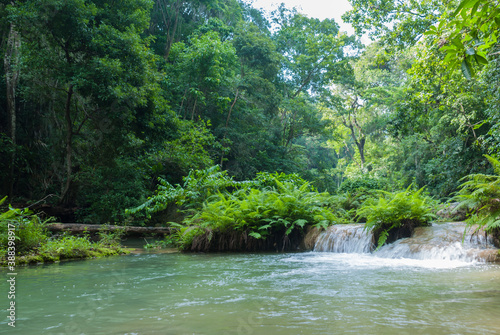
0,249,499,334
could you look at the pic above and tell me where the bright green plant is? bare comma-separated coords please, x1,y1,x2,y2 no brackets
357,186,436,249
454,155,500,234
0,197,129,265
253,171,314,190
0,197,50,254
127,165,250,220
326,177,391,223
39,234,94,260
97,226,127,247
178,179,339,249
37,233,128,262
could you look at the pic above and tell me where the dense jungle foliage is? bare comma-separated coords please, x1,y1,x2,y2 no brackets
1,0,499,252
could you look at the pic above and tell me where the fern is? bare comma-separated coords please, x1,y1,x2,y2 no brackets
357,185,436,249
131,167,348,249
454,155,500,234
178,178,340,248
127,165,248,219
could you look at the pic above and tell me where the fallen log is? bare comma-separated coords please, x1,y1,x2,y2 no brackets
47,223,176,235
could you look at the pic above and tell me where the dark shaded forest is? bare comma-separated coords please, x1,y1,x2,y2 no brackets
1,0,499,227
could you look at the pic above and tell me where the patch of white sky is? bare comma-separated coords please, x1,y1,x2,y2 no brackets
244,0,370,44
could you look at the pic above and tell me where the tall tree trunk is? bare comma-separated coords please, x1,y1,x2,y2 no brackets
351,107,366,170
164,1,180,59
356,137,366,169
4,23,21,198
61,84,74,204
190,98,197,121
341,113,366,171
155,0,181,60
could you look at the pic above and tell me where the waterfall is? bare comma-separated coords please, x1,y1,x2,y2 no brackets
375,222,497,262
314,223,498,262
314,224,374,253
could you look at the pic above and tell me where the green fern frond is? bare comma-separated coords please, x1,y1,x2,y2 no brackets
358,186,436,248
454,154,500,234
485,155,500,175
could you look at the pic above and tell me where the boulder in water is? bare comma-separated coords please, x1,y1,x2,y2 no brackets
300,226,322,251
436,202,467,221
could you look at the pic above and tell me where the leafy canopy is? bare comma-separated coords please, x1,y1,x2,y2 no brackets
425,0,500,79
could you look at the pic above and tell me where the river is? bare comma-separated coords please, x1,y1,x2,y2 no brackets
1,223,499,334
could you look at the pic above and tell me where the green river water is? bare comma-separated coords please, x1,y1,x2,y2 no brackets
1,248,500,334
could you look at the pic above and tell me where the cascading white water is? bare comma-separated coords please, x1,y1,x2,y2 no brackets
314,222,498,262
375,222,497,262
314,224,374,253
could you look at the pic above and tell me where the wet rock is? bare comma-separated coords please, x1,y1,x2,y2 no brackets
436,202,467,221
300,226,322,251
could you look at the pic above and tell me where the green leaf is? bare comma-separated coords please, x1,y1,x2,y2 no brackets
470,0,481,18
249,232,262,239
474,54,488,66
465,47,476,55
451,38,463,48
293,219,308,227
473,120,488,130
453,0,470,16
461,59,473,79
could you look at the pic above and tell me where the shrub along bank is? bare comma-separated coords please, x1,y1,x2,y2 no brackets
357,186,437,249
179,182,338,251
130,167,344,251
9,159,500,260
0,197,128,266
130,166,439,252
454,155,500,247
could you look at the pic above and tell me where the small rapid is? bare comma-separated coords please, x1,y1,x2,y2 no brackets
314,224,373,253
314,222,498,263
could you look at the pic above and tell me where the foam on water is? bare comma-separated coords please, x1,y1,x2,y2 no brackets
313,222,498,267
287,252,476,270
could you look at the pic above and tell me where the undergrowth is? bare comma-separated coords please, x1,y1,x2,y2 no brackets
357,186,436,249
130,167,344,251
178,180,339,250
0,197,128,266
127,165,251,219
130,166,445,252
454,155,500,237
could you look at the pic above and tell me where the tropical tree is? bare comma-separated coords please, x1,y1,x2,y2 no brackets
425,0,500,78
7,0,160,204
343,0,447,47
